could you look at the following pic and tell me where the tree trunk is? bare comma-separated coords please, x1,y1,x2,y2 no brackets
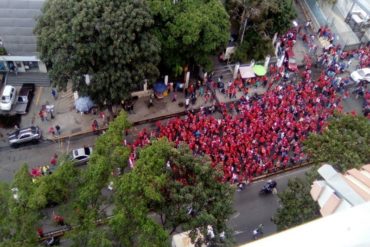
107,104,114,118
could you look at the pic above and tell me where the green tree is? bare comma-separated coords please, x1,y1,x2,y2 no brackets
112,139,235,246
272,178,320,231
227,0,296,62
69,111,131,245
0,165,41,247
273,114,370,231
35,0,161,110
148,0,230,73
304,114,370,174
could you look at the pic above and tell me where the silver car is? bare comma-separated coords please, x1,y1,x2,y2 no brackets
71,146,93,165
350,68,370,83
8,126,42,147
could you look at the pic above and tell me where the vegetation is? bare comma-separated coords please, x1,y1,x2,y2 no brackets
0,112,233,246
35,0,161,109
226,0,296,62
148,0,230,74
272,178,320,231
111,139,235,246
273,114,370,230
304,114,370,174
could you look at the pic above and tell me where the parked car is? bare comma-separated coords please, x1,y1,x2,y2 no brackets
14,83,35,114
71,146,93,165
8,126,42,147
0,85,16,111
350,68,370,83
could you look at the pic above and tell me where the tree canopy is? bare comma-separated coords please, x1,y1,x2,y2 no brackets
148,0,230,74
35,0,161,107
273,114,370,231
272,178,320,231
303,113,370,174
111,138,235,246
227,0,296,62
0,111,232,246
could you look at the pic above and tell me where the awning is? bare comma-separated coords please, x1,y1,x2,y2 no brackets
0,56,40,62
239,65,255,79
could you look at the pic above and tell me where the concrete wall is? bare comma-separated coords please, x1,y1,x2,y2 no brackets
334,0,353,18
0,0,45,56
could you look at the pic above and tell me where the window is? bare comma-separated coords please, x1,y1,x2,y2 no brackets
1,96,9,103
20,134,31,139
75,156,87,160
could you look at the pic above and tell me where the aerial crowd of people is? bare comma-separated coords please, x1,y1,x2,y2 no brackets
127,24,369,183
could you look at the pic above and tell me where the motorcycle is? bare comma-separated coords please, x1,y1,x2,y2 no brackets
259,180,277,195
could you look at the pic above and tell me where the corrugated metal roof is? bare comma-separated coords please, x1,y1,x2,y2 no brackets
0,0,45,56
312,164,370,217
318,164,365,206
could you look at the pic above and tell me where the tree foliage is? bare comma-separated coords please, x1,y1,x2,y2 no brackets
304,114,370,174
1,113,234,246
148,0,230,73
35,0,161,107
0,165,41,247
274,114,370,231
112,139,235,246
227,0,296,62
272,178,320,231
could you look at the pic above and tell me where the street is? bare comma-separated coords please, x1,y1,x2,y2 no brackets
0,134,98,182
229,167,310,244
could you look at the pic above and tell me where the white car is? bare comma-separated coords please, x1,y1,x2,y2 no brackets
0,85,16,111
350,68,370,83
71,146,93,165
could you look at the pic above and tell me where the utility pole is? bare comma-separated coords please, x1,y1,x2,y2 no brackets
240,18,248,44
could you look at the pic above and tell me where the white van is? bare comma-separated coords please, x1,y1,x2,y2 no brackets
0,85,16,111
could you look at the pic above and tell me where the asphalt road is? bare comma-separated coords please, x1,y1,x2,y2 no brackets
0,134,98,182
229,167,310,244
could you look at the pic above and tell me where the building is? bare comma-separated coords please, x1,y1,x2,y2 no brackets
311,164,370,216
240,164,370,247
303,0,370,49
242,201,370,247
0,0,49,85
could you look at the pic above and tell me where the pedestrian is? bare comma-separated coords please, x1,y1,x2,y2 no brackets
53,213,65,226
148,94,154,108
305,19,311,32
49,108,55,119
43,110,48,121
55,125,61,135
92,120,99,134
37,227,44,238
51,88,57,100
185,98,190,108
49,127,55,136
14,124,19,130
172,93,177,102
39,110,44,121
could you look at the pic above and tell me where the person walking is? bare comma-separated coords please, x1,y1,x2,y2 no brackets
50,154,58,166
39,110,44,121
55,125,61,135
51,88,58,100
43,110,48,121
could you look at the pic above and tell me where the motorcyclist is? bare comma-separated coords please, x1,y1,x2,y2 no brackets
252,224,264,240
261,180,277,193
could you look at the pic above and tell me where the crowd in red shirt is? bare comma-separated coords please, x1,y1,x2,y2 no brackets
131,73,340,183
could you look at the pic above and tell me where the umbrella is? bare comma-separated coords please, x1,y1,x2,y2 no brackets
253,65,267,76
153,82,167,93
75,96,95,113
